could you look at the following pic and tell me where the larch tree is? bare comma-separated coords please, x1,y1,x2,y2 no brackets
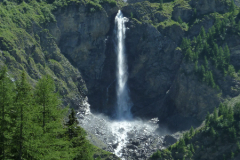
0,66,16,159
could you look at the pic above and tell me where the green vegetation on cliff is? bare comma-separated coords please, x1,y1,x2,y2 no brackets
150,101,240,160
181,6,240,89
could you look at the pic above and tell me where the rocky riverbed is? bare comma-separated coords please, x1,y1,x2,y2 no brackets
77,104,180,160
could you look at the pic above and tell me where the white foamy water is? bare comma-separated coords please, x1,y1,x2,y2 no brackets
77,10,167,160
78,112,162,159
110,120,159,159
115,10,132,120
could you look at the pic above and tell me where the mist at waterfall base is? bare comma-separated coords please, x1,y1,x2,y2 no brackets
77,11,170,159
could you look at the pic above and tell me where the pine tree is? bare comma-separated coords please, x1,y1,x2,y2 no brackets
227,107,234,124
230,0,236,13
228,65,236,77
34,75,71,159
187,150,193,158
66,108,94,160
190,143,194,153
195,61,198,72
159,0,163,10
215,18,222,35
214,107,218,122
234,103,240,121
231,151,235,159
186,48,193,61
230,13,235,26
193,37,197,43
204,56,208,69
209,71,215,88
200,26,206,40
181,38,191,51
178,138,186,153
219,103,224,116
178,16,183,24
190,126,195,136
210,127,216,138
206,112,210,124
224,45,230,63
14,71,33,159
0,66,16,159
193,8,197,18
197,34,202,45
201,65,206,81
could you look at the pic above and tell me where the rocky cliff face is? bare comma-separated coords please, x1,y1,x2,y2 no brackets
118,0,240,131
48,3,119,115
1,0,240,132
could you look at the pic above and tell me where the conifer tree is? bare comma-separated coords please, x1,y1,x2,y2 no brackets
200,26,206,40
190,126,195,136
195,61,198,72
190,143,194,153
234,103,240,121
219,103,224,116
0,66,16,159
228,65,236,77
209,71,215,88
34,75,71,159
66,108,94,160
206,112,210,124
178,16,183,24
230,0,236,13
214,107,218,122
230,13,235,26
159,0,163,10
201,65,206,81
224,45,230,63
204,56,208,69
14,71,33,159
193,37,197,43
186,48,193,61
197,34,202,45
210,127,216,138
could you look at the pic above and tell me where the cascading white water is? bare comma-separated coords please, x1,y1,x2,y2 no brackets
78,10,165,160
115,10,132,120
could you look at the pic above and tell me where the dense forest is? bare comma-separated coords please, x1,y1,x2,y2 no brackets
150,102,240,160
181,0,238,89
0,66,94,159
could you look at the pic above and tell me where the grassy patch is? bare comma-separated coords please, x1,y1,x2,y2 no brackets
150,2,174,18
173,0,191,9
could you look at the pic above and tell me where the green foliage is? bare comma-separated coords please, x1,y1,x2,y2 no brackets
178,16,183,24
152,100,240,159
228,65,236,77
0,66,16,159
151,150,162,159
190,126,195,137
230,0,236,13
180,14,238,89
159,0,163,10
0,67,95,159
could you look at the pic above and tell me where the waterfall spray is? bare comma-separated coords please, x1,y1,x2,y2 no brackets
115,10,132,120
78,10,164,160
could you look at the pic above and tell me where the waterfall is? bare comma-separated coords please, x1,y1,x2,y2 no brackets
78,11,164,160
115,10,132,120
